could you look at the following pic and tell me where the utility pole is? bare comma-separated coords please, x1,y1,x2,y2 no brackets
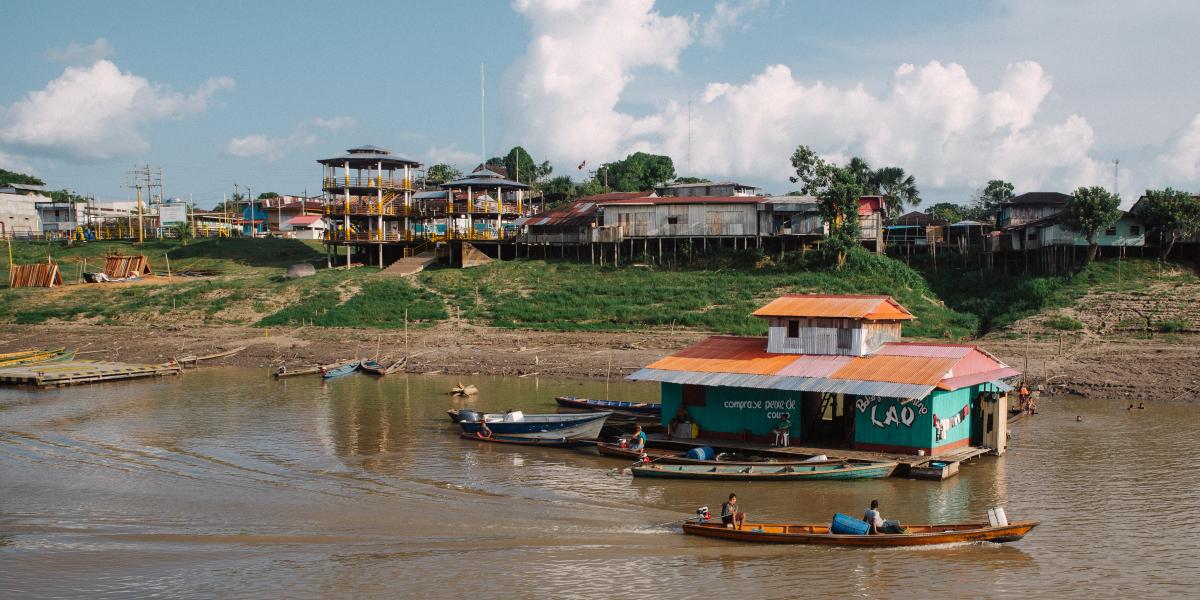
480,62,486,170
1112,159,1120,195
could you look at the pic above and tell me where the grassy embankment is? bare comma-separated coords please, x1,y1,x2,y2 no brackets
2,238,1195,340
0,238,445,327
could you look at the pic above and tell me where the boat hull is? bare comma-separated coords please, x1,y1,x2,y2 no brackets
631,462,897,480
321,360,360,379
459,412,610,442
555,396,661,416
682,520,1039,546
596,443,850,467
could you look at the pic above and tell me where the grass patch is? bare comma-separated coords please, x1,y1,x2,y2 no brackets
258,276,446,328
1154,319,1187,333
419,248,978,338
1045,315,1084,331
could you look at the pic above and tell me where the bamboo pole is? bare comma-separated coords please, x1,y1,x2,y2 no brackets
164,253,172,280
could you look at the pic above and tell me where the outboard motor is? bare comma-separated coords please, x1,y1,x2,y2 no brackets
458,410,483,423
695,506,712,522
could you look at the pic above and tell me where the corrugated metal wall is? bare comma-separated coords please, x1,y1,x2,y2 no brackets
766,317,866,356
606,203,759,237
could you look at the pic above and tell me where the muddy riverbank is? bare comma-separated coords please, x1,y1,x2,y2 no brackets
0,323,1194,402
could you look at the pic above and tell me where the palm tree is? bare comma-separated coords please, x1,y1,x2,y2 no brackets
846,157,879,194
872,167,921,221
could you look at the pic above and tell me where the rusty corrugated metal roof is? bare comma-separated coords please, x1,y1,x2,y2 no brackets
645,336,798,375
876,343,971,358
829,355,958,386
752,295,914,321
626,368,939,400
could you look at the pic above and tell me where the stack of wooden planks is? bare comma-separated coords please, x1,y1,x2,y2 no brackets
9,263,63,288
103,254,152,278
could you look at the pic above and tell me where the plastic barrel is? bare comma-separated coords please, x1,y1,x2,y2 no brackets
830,512,870,535
686,446,715,461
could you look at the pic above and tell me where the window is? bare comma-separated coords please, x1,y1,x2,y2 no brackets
1104,226,1117,236
787,319,800,338
1130,225,1140,236
667,216,679,225
837,327,852,351
1027,231,1037,241
682,384,706,407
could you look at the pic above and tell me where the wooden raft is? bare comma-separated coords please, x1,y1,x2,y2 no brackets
0,359,182,387
9,263,63,288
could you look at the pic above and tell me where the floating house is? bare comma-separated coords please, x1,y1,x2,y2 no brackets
629,295,1019,456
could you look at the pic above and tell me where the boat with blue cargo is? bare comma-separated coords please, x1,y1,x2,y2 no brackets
458,410,611,446
630,460,898,480
320,360,360,379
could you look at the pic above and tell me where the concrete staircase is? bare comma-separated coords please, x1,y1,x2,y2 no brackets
379,252,436,277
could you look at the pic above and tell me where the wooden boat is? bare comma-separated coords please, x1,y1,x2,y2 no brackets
320,360,360,379
631,461,898,480
596,442,851,467
458,411,611,444
681,519,1038,546
359,358,404,376
0,347,69,368
555,396,661,417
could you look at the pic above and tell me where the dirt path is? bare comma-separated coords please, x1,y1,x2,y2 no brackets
1,322,1194,402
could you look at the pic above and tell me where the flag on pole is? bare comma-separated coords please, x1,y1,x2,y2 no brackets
577,160,587,170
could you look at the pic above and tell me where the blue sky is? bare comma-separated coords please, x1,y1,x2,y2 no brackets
2,0,1198,208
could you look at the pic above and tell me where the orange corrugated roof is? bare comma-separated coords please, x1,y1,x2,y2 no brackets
829,355,958,385
752,294,914,321
645,336,798,375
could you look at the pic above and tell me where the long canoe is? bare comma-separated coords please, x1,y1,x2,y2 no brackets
631,461,897,480
0,348,69,368
459,412,611,443
682,520,1038,546
555,396,661,416
597,443,851,467
359,359,404,376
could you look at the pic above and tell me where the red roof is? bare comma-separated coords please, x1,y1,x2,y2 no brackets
858,196,883,215
641,335,1018,389
752,295,915,321
287,214,323,226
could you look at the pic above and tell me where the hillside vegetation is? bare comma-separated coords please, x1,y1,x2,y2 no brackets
1,239,1195,341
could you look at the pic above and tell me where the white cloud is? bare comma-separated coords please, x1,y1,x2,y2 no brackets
224,117,357,162
699,0,764,47
424,144,478,168
0,151,36,176
47,38,115,65
1158,114,1200,184
0,60,233,161
510,1,1125,198
511,0,692,163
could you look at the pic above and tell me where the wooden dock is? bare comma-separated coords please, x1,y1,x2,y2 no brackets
644,434,992,479
0,360,182,387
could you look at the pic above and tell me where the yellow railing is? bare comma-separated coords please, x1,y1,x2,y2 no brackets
323,177,412,191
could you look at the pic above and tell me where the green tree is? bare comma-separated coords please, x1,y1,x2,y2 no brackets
818,167,863,269
973,179,1015,223
425,163,462,185
673,176,711,184
503,146,536,184
789,145,834,195
1061,186,1122,263
924,202,967,223
257,192,280,200
540,175,578,207
846,157,878,193
1137,188,1200,260
599,152,675,192
213,193,245,214
873,166,921,220
0,169,45,187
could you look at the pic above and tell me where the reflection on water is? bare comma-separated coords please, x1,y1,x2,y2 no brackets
1,367,1197,599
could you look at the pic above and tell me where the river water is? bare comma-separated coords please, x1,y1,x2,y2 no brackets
1,368,1197,599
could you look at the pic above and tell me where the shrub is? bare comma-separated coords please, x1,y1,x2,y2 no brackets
1045,315,1084,331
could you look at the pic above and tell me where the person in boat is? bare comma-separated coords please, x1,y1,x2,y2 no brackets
863,499,885,534
721,493,747,530
629,424,646,452
667,408,692,440
477,415,492,438
773,414,792,447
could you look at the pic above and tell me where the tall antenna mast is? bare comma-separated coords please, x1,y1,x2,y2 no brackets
686,95,692,177
1112,159,1120,194
475,63,480,168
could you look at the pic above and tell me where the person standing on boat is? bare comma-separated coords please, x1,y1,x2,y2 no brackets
721,494,747,530
629,425,646,452
478,415,492,439
773,414,792,447
863,499,885,534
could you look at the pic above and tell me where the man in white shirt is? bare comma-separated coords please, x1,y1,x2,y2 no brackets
863,499,885,534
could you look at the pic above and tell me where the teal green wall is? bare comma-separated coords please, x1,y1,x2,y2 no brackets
660,383,800,437
853,397,934,449
930,387,973,448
